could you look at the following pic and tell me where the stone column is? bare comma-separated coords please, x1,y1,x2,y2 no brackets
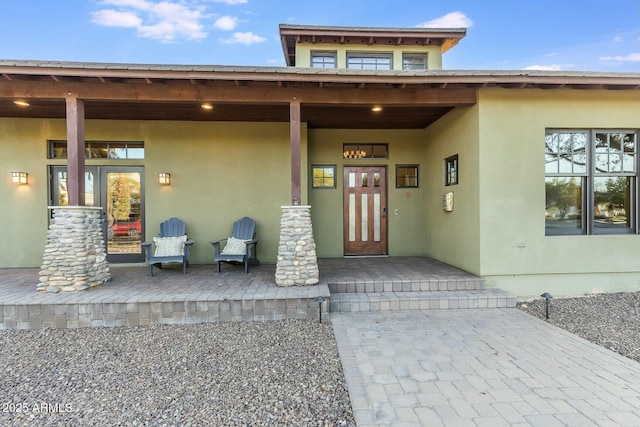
275,206,319,286
38,206,110,293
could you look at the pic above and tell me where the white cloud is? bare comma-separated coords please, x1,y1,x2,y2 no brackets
211,0,247,4
221,31,266,44
599,53,640,62
523,64,565,71
91,9,142,27
613,36,624,43
92,0,208,42
417,12,473,29
214,15,238,30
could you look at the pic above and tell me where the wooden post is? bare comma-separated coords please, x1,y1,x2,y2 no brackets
65,95,85,206
290,99,301,205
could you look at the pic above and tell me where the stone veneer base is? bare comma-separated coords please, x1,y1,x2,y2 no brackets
275,206,320,286
38,206,111,293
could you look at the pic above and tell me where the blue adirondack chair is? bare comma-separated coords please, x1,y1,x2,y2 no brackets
141,217,194,276
210,217,259,273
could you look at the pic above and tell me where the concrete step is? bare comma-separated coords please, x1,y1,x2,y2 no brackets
329,289,517,313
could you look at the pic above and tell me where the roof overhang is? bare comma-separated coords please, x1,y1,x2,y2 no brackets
279,24,467,66
1,60,639,129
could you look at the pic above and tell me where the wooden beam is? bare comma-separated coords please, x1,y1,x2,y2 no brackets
65,95,85,206
290,99,301,205
0,80,479,106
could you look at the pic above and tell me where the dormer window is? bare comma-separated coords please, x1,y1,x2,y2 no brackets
311,51,337,68
347,52,392,70
402,53,428,70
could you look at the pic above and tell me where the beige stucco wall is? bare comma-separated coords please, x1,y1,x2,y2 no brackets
308,129,429,257
0,118,307,267
477,88,640,297
294,43,443,69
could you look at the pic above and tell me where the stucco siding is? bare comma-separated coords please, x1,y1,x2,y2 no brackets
477,88,640,297
423,106,481,275
0,118,303,267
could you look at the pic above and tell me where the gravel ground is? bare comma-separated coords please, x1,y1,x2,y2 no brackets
518,291,640,363
0,319,355,427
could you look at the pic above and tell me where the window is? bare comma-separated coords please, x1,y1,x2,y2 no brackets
311,165,336,189
343,144,388,159
545,130,638,235
396,165,419,188
402,53,428,70
49,141,144,159
311,51,337,68
347,53,392,70
445,155,458,186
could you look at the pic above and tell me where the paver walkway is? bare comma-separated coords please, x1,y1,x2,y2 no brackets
331,309,640,427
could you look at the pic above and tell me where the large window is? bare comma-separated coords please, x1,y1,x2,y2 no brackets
347,53,392,70
545,130,638,235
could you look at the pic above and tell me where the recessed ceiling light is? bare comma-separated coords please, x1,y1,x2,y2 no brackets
201,103,213,110
371,105,383,112
14,100,30,107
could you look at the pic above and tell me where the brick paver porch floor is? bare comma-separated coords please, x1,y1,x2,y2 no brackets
0,257,514,329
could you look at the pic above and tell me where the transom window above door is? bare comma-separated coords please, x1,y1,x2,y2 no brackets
343,144,388,159
49,141,144,159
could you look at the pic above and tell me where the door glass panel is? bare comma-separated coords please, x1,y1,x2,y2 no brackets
349,173,356,188
361,194,368,241
362,173,368,187
106,172,142,255
374,173,380,187
374,194,381,241
349,194,356,241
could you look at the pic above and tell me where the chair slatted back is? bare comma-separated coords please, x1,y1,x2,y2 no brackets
160,217,187,237
232,217,255,240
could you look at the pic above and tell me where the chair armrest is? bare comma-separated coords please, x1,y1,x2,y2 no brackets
210,238,227,256
209,238,228,245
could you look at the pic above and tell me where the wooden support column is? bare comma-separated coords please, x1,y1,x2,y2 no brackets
65,95,86,206
290,99,301,205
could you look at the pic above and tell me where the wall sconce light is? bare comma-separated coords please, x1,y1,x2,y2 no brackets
158,173,171,185
12,171,28,185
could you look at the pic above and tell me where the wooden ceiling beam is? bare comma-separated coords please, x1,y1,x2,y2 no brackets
0,79,478,106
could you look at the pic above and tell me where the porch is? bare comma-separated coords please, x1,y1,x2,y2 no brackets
0,257,516,329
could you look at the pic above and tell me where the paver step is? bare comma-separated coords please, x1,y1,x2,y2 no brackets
329,289,516,313
328,277,484,294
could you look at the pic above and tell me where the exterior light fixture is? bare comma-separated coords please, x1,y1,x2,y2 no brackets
11,172,28,185
540,292,553,320
158,173,171,185
201,103,213,110
315,296,326,323
371,105,383,112
13,100,30,107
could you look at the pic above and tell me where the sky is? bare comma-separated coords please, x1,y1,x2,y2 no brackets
1,0,638,72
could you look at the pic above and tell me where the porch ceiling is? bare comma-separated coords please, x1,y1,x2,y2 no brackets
0,98,455,129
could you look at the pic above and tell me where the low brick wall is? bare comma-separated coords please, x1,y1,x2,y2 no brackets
275,206,320,286
38,206,111,293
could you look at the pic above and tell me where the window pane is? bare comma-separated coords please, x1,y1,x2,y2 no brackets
108,142,127,159
312,166,335,188
545,132,587,174
594,176,632,229
545,177,583,232
402,54,427,70
311,52,336,68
